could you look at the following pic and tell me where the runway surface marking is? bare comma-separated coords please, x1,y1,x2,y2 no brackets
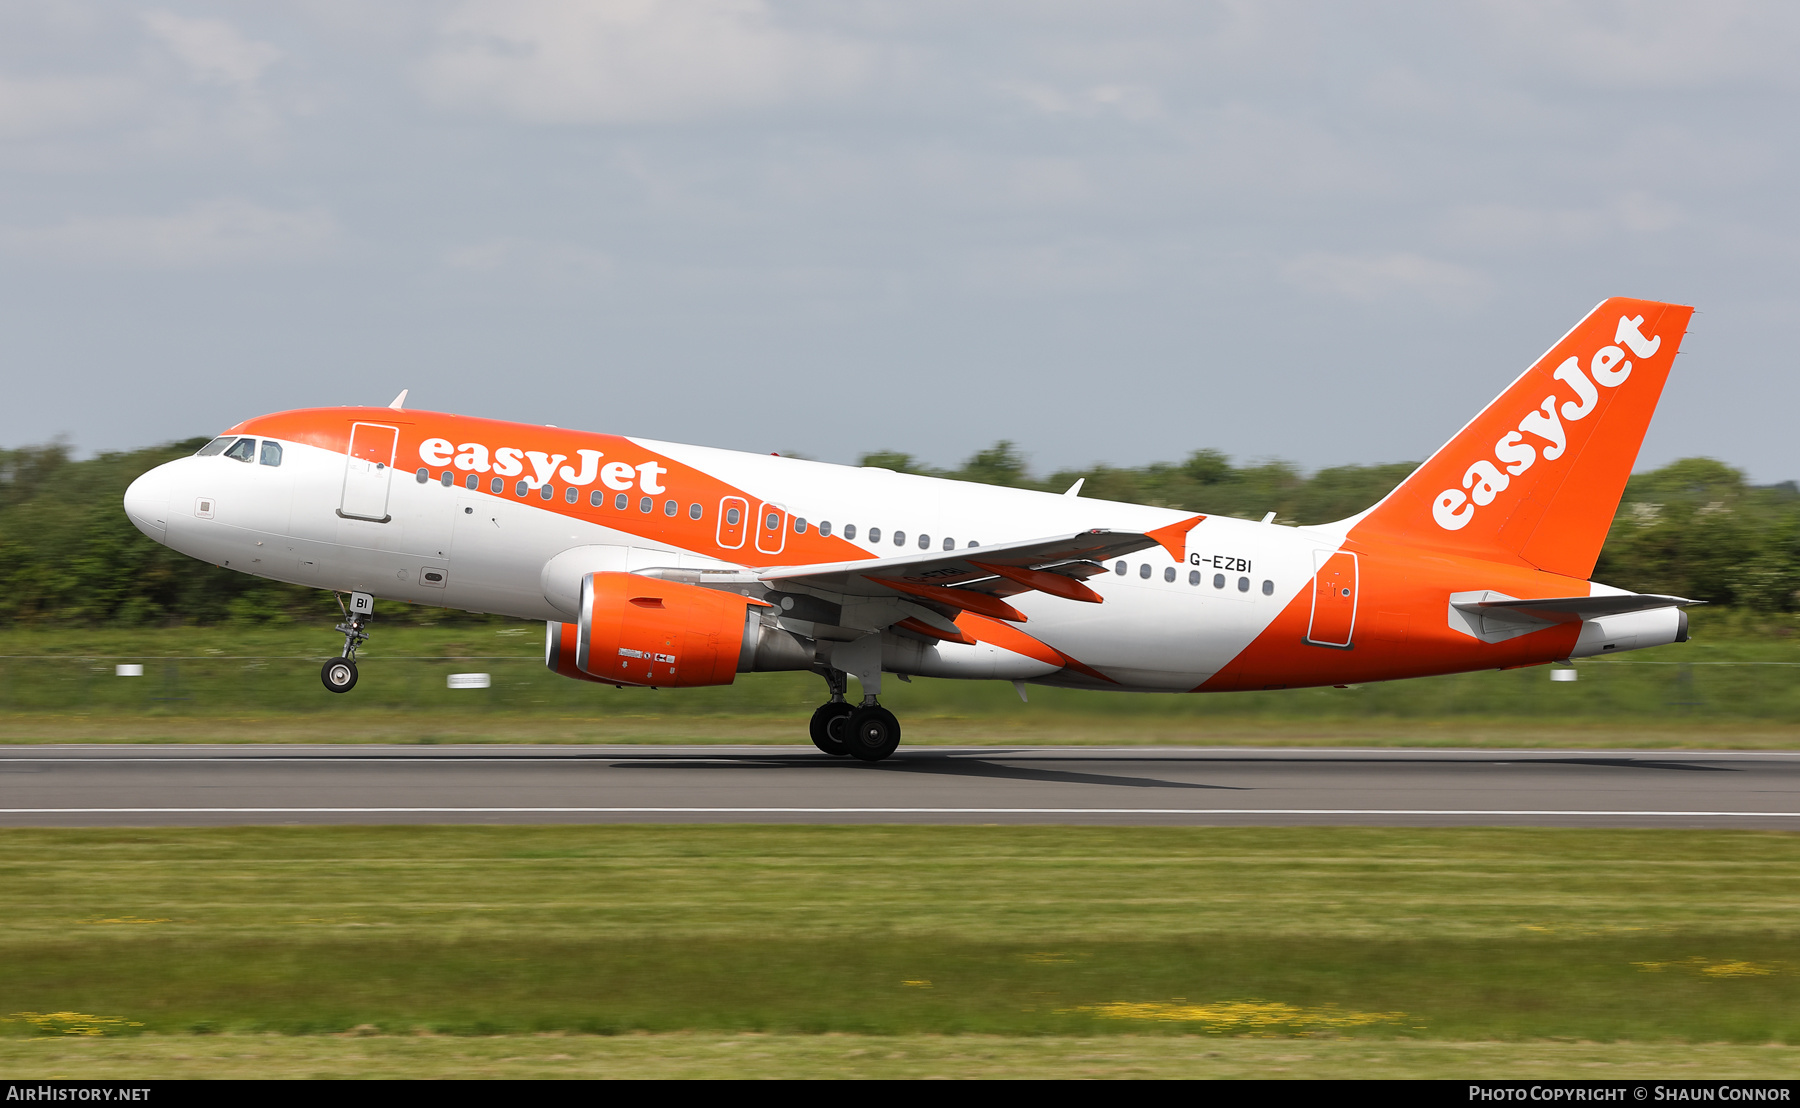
6,808,1799,818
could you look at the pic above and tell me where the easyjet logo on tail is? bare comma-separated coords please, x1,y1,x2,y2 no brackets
1432,315,1663,531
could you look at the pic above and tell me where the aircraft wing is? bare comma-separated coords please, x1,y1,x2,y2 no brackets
1453,593,1701,625
756,528,1168,618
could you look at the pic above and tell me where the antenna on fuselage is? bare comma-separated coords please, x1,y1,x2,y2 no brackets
388,389,409,411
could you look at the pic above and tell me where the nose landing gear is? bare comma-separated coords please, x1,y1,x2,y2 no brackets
321,591,374,695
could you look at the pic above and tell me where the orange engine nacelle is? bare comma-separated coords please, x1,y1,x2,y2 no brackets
556,571,765,688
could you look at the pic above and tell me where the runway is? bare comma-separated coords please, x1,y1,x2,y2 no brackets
1,744,1798,827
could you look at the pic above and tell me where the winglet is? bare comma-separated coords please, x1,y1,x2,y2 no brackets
1063,478,1084,498
1144,515,1206,563
388,389,409,411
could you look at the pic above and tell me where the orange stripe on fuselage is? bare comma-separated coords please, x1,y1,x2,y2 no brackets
956,613,1118,684
1194,538,1585,692
232,407,872,569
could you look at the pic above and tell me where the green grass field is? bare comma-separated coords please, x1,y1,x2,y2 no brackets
2,825,1799,1077
8,1035,1798,1079
1,609,1799,746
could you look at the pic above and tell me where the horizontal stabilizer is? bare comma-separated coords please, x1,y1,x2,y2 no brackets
1455,592,1700,626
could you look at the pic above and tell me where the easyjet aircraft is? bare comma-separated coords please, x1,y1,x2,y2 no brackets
123,297,1696,761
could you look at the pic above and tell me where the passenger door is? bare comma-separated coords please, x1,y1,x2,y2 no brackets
340,423,398,522
1306,550,1358,648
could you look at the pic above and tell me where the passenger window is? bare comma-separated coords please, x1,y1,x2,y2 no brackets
616,493,629,510
664,500,677,516
843,524,856,540
819,521,832,537
727,507,741,525
224,437,256,463
416,467,430,483
868,527,881,544
1238,576,1250,592
794,517,807,533
567,487,579,504
441,471,454,487
1115,561,1127,575
515,480,529,497
893,531,906,546
1189,570,1201,586
1262,579,1274,596
259,441,282,467
918,534,930,549
1139,564,1151,579
943,538,954,551
540,485,554,500
690,503,703,520
640,497,653,513
967,541,979,548
195,437,232,456
591,490,604,507
1164,566,1176,582
490,477,503,494
1214,573,1225,589
465,474,478,490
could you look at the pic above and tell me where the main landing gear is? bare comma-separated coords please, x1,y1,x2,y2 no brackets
809,668,901,762
321,591,374,695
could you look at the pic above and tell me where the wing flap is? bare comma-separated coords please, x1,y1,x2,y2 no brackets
757,529,1157,600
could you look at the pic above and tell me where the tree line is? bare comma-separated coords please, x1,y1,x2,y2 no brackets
2,438,1795,626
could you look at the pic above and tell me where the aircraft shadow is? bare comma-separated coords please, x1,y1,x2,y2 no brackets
605,750,1242,791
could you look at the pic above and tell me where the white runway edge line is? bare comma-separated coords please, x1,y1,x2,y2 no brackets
3,807,1800,817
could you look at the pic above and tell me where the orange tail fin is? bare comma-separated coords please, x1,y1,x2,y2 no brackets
1352,297,1693,579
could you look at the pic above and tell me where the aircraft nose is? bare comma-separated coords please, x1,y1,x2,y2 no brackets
123,464,173,542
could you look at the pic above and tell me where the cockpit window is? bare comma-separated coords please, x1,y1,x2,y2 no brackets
259,441,283,467
223,437,257,463
195,437,233,456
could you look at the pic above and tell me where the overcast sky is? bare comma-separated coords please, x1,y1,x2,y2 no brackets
4,1,1798,482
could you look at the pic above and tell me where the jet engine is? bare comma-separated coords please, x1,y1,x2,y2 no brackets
544,571,809,688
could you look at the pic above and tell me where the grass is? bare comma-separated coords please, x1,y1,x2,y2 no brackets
0,610,1798,746
2,826,1798,1050
7,1034,1800,1079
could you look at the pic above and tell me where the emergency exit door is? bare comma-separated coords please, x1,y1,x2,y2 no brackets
339,423,398,522
1306,550,1358,648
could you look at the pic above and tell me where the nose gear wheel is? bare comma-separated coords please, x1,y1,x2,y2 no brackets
321,657,358,694
321,591,372,694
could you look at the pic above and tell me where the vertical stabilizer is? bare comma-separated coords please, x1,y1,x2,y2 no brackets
1352,297,1693,580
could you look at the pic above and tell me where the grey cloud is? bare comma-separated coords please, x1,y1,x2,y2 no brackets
0,73,141,138
416,0,874,124
142,10,282,87
1283,252,1492,308
3,1,1800,486
2,200,341,269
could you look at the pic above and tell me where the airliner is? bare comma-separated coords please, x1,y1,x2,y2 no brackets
123,297,1697,761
